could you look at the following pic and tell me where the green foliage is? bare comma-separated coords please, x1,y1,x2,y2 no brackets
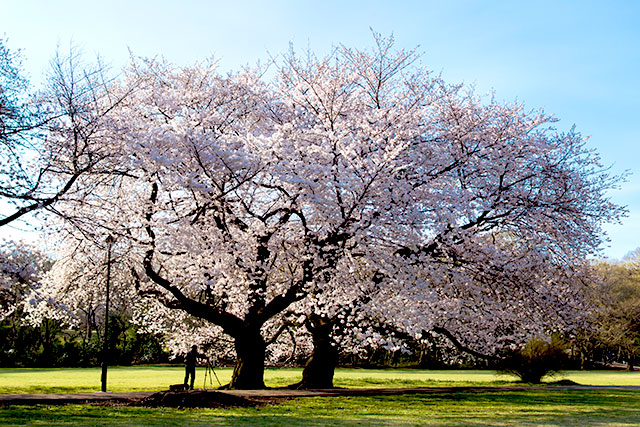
500,337,569,383
104,314,169,366
0,314,168,368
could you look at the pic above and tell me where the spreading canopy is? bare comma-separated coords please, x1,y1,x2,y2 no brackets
40,35,624,388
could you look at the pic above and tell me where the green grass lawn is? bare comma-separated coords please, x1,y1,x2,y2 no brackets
1,368,640,425
1,389,640,426
1,366,640,394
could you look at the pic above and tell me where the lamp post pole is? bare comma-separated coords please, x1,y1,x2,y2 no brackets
101,235,115,392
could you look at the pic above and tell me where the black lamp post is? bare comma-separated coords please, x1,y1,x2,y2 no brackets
101,235,116,392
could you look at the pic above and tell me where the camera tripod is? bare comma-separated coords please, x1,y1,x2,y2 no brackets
203,359,221,389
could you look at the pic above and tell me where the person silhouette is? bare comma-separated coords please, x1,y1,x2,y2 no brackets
184,345,207,390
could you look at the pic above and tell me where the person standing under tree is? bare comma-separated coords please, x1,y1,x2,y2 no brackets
184,345,208,390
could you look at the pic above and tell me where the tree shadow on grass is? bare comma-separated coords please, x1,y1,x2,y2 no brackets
1,391,640,427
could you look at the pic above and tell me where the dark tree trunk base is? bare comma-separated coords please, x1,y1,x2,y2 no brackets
228,331,267,389
292,315,338,389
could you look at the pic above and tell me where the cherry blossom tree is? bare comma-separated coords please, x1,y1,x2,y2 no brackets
0,239,53,364
23,238,139,343
267,34,623,387
43,57,315,388
0,240,50,323
45,34,623,389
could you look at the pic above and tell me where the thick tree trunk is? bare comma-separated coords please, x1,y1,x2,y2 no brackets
292,316,338,389
228,330,266,389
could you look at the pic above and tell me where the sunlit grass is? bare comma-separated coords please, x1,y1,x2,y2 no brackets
560,370,640,386
268,367,640,388
1,389,640,426
1,366,640,394
0,366,229,394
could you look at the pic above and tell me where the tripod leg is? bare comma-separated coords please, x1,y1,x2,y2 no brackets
212,368,222,386
203,365,208,390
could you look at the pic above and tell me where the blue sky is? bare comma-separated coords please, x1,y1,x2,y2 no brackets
1,0,638,259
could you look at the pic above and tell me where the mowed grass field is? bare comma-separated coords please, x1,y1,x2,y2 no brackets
1,366,640,394
1,367,640,426
1,389,639,426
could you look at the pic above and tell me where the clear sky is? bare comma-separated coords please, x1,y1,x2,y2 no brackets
1,0,638,259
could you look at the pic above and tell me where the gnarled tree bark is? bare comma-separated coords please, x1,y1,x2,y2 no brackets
291,315,338,389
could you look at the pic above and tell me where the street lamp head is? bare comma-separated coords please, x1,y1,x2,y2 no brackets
105,235,116,245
